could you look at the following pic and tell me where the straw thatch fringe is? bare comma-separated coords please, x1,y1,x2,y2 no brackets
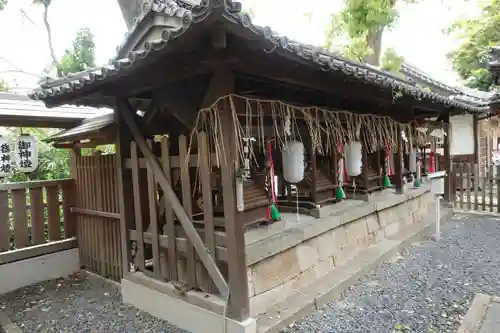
188,94,443,168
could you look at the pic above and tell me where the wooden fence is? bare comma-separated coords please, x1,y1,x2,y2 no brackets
451,162,500,212
73,153,122,281
0,178,77,264
126,134,228,293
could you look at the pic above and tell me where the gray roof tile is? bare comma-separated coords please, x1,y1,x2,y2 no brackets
29,0,491,113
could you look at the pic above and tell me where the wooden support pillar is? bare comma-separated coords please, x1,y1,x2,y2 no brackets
332,146,339,195
443,112,451,202
361,132,369,193
208,69,250,321
310,140,317,203
473,114,479,165
394,134,404,194
69,148,80,180
376,149,382,187
115,100,135,277
64,148,80,239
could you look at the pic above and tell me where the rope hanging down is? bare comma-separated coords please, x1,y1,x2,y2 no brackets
188,94,437,169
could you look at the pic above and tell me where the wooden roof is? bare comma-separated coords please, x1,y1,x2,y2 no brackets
0,92,111,128
29,0,490,115
44,112,115,143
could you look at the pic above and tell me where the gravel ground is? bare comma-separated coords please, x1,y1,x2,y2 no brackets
284,213,500,333
2,214,500,333
0,272,188,333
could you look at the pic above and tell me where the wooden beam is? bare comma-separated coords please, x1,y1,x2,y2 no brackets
0,238,77,265
394,131,404,193
128,230,228,262
53,139,114,149
115,102,135,277
443,112,451,201
208,68,250,321
118,99,229,299
143,93,163,124
0,178,73,191
142,77,209,130
473,114,479,165
309,139,317,203
104,50,213,98
210,23,227,50
70,207,120,220
124,153,218,169
229,44,448,115
229,47,391,106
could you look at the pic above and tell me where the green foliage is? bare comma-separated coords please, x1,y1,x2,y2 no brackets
0,78,8,91
325,0,418,65
339,0,399,38
57,28,96,76
380,47,404,74
0,0,7,11
341,36,372,62
1,128,70,183
243,7,256,19
447,0,500,91
31,0,95,78
393,323,411,332
32,0,51,5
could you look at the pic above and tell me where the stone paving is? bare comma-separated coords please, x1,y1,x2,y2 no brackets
458,294,500,333
480,298,500,333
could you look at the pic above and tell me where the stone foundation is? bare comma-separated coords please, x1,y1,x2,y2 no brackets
245,188,434,316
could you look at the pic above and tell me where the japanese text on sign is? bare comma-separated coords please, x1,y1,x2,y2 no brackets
0,138,10,177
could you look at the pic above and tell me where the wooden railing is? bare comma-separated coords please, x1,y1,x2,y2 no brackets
74,153,122,281
0,179,76,263
451,163,500,212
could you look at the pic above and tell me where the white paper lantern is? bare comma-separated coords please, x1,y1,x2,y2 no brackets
15,135,38,173
282,141,305,184
345,141,362,177
409,148,417,173
0,137,11,178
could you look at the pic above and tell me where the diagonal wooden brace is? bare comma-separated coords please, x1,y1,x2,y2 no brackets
118,99,229,299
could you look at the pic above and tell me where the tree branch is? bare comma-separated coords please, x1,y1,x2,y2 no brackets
20,8,40,29
40,3,60,76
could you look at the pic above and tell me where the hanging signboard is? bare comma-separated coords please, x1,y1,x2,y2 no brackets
15,135,38,173
0,137,11,177
450,115,474,156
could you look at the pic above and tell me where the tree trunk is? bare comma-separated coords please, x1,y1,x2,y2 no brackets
42,3,60,76
363,27,384,66
116,0,142,30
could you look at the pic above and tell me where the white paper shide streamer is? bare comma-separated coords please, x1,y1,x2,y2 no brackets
345,141,362,177
236,179,244,212
409,148,417,173
282,141,305,183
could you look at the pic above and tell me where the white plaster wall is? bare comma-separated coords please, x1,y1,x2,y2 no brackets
0,248,80,295
450,115,474,156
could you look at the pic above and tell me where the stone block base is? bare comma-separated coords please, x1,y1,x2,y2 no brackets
122,272,257,333
245,188,435,317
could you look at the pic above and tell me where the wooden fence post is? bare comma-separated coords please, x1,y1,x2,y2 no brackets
220,99,250,321
0,191,9,252
115,101,135,278
443,116,451,202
